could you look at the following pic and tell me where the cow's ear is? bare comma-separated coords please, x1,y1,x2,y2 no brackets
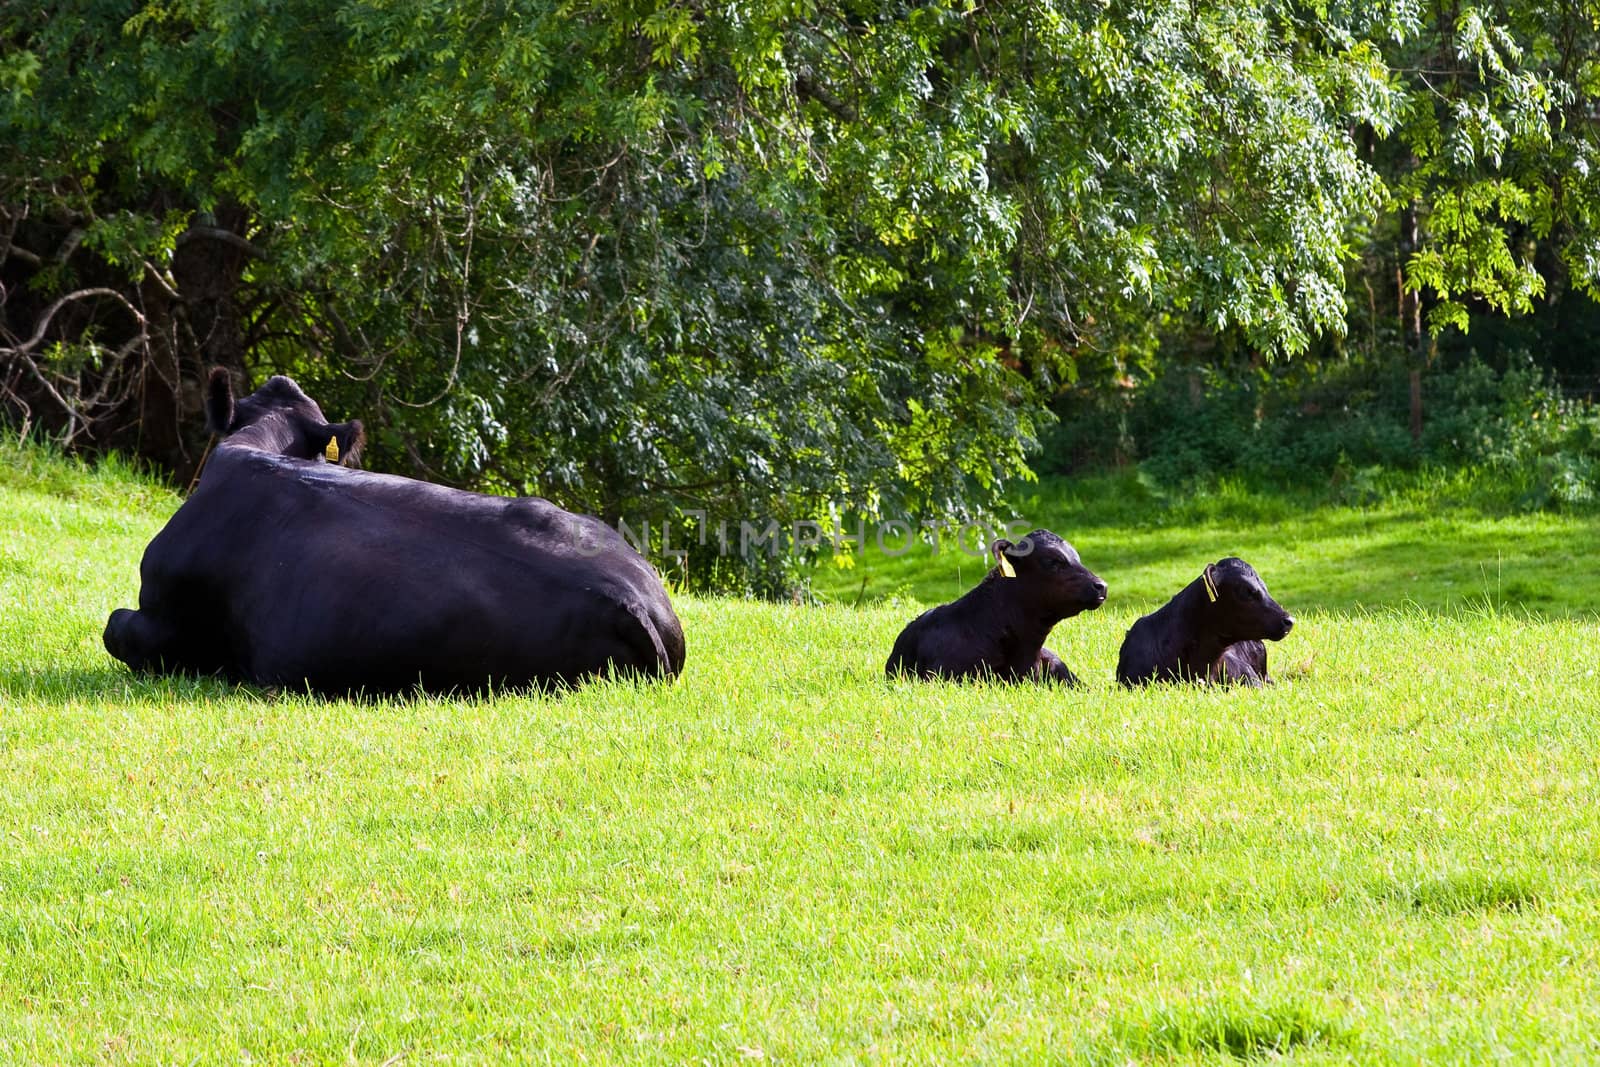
204,367,235,435
323,419,365,468
993,539,1017,579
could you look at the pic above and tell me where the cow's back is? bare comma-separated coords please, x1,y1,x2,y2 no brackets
885,596,1019,680
179,451,684,692
1115,612,1167,685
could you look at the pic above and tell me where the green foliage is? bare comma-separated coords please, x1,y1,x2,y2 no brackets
1041,353,1600,515
6,1,1600,593
1374,2,1600,329
1,0,1413,594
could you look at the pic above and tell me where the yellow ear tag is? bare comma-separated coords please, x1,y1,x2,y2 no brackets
998,553,1017,578
1202,567,1218,602
324,436,340,463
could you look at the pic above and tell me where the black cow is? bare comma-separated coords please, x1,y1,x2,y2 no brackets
885,529,1106,684
103,370,685,694
1115,557,1293,687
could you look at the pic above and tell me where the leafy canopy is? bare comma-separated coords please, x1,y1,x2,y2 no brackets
5,1,1598,588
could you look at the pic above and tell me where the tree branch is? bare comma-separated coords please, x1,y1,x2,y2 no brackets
177,225,267,260
0,287,148,357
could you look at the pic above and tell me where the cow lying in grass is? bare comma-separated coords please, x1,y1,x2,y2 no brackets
104,370,685,694
1115,557,1293,686
885,529,1107,685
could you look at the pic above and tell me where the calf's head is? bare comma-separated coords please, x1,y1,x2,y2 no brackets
1201,557,1294,641
992,529,1107,619
206,368,364,466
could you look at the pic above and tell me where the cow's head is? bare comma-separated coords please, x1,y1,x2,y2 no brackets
206,368,364,467
992,528,1108,619
1201,557,1294,642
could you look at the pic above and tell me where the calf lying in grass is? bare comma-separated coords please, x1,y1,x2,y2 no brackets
1116,557,1294,687
886,529,1107,685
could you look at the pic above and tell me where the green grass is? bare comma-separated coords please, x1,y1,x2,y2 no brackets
4,441,1600,1062
812,472,1600,617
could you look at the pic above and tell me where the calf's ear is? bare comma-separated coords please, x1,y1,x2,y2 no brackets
322,419,365,468
992,539,1017,578
204,368,235,435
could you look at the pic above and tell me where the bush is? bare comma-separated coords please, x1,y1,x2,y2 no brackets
1039,351,1600,512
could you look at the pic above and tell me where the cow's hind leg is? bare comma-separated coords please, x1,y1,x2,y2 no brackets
1035,646,1083,687
605,600,678,681
103,608,183,674
1214,641,1270,686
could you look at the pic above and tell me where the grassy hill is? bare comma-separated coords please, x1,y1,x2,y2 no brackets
3,441,1599,1063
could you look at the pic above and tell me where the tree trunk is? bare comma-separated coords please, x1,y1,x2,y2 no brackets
1399,199,1425,445
1408,368,1423,443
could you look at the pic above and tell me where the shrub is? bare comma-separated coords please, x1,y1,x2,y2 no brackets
1040,351,1600,512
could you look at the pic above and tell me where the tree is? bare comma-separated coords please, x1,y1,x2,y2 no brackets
1346,2,1600,438
1,1,1427,590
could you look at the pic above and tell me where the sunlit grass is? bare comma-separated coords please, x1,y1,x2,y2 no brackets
813,471,1600,618
3,443,1600,1062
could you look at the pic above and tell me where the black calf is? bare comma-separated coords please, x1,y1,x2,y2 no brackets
1115,557,1293,686
886,529,1107,684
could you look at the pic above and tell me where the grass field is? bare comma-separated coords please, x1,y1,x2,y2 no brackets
3,443,1600,1063
810,473,1600,617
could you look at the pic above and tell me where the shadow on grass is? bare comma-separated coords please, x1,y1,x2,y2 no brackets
1116,1000,1350,1061
0,664,244,703
0,662,617,706
945,823,1056,855
1381,871,1542,916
